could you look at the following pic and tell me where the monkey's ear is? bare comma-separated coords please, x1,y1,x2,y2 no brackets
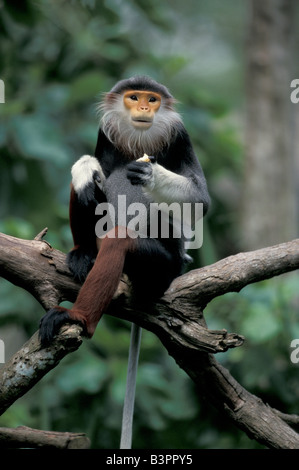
163,97,179,110
97,92,119,114
104,92,120,104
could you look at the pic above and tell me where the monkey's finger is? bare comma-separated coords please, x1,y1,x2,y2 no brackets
93,171,105,192
127,171,151,185
127,174,147,185
94,177,102,189
128,161,150,169
127,161,153,186
127,167,152,178
93,170,102,182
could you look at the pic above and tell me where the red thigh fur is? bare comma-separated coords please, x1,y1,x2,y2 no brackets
68,226,135,337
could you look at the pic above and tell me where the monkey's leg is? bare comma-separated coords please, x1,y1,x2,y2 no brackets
39,227,135,346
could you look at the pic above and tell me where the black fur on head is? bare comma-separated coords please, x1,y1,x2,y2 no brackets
109,75,174,100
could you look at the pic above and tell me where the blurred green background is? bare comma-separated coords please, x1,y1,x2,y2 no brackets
0,0,298,449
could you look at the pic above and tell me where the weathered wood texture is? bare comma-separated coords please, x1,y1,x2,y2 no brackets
0,231,298,448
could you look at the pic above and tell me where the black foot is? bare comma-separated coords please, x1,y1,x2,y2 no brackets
67,247,95,283
39,307,74,347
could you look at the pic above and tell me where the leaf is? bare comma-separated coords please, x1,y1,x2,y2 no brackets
56,353,109,394
241,304,281,343
11,114,71,166
67,72,110,105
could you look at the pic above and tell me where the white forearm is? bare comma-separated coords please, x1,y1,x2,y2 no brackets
145,163,193,204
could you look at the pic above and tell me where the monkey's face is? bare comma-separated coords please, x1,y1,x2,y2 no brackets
123,90,162,130
100,86,182,157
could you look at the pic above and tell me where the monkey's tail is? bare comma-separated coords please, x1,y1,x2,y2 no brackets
120,323,142,449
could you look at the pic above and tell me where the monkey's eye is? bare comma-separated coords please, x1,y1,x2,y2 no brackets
130,95,138,101
149,97,157,102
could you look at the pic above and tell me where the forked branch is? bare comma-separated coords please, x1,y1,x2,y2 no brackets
0,231,298,448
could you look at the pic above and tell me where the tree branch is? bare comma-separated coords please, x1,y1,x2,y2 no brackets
0,231,298,448
0,327,83,416
0,426,90,449
165,239,299,307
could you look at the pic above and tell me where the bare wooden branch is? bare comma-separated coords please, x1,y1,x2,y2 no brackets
0,326,83,416
173,349,299,449
0,231,246,355
0,426,90,449
272,408,299,427
165,239,299,307
34,227,49,241
0,231,298,448
0,232,80,309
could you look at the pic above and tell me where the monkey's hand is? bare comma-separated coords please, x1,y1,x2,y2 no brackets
127,156,156,186
71,155,106,206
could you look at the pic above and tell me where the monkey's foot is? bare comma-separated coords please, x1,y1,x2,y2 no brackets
39,306,87,347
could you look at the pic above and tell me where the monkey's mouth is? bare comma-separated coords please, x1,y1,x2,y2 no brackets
132,118,153,128
132,118,152,123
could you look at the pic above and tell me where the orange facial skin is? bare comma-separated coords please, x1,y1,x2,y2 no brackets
123,90,162,129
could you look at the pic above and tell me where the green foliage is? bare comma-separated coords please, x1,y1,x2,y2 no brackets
206,273,299,414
